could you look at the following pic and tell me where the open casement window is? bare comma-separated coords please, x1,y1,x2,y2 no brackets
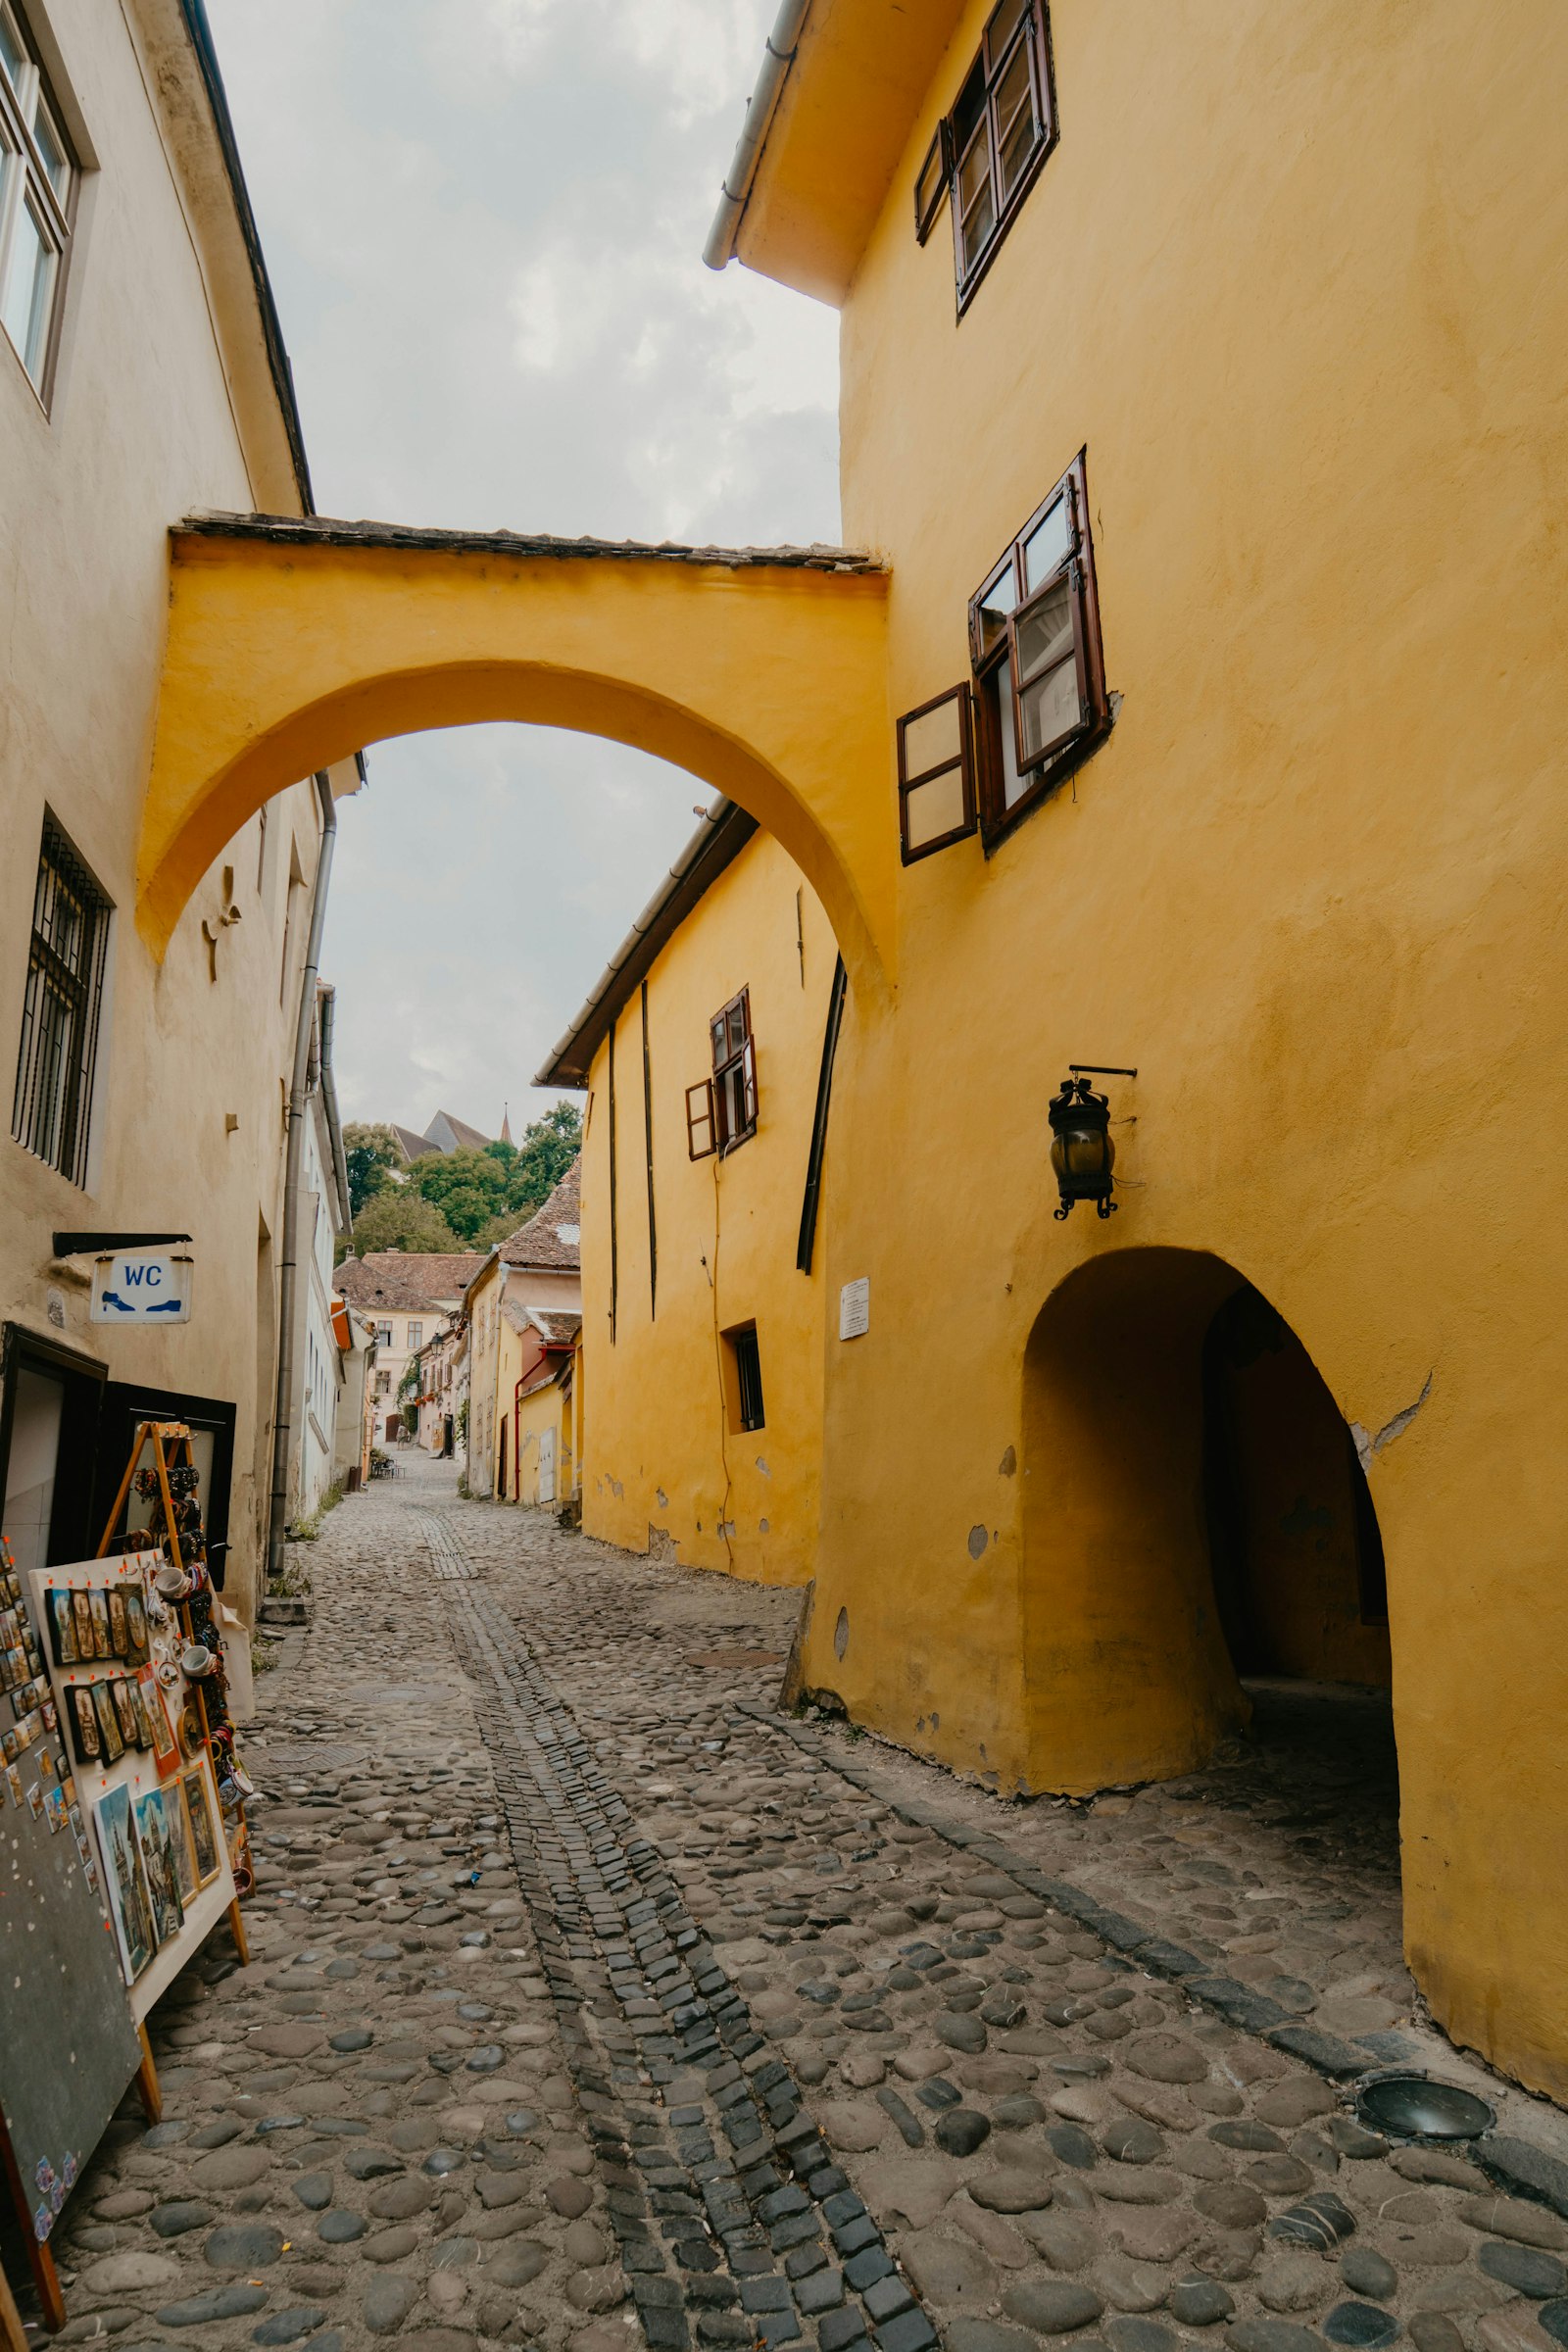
968,452,1108,840
687,988,759,1159
897,682,976,862
0,0,76,402
917,0,1054,305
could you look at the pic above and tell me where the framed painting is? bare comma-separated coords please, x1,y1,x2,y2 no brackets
132,1788,185,1945
180,1764,220,1888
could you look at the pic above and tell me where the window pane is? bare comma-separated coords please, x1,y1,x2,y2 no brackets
953,56,987,148
914,129,946,230
1018,656,1080,762
32,98,68,198
1023,494,1072,592
902,696,962,781
987,0,1029,61
993,41,1039,203
0,10,23,87
957,129,995,266
2,196,57,379
1016,576,1073,688
975,561,1018,656
993,657,1028,810
905,769,967,853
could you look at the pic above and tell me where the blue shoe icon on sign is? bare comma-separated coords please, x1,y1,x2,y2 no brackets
147,1298,183,1313
99,1291,134,1313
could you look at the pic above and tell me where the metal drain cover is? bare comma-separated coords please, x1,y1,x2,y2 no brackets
1356,2076,1495,2140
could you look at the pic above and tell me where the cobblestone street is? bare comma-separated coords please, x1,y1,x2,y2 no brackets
47,1454,1568,2352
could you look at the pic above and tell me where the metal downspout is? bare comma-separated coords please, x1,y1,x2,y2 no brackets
268,772,338,1584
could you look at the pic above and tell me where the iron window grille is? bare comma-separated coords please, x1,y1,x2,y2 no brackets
913,0,1056,311
0,0,77,402
11,813,110,1186
685,987,760,1159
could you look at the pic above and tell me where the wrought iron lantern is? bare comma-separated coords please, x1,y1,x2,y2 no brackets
1049,1065,1135,1220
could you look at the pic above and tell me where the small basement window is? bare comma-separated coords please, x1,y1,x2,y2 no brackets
686,987,759,1159
913,0,1056,311
724,1323,765,1434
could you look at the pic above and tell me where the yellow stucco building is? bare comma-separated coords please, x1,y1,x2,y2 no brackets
539,804,838,1584
129,1,1568,2096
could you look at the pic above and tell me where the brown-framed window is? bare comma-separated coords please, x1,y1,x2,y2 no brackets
896,683,976,863
685,988,759,1160
968,450,1108,839
0,0,77,404
723,1323,765,1434
914,0,1055,309
11,812,111,1186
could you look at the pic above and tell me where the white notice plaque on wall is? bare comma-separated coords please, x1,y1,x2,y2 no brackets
839,1278,870,1340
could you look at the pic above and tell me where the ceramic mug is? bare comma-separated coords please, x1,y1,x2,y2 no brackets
180,1642,216,1678
156,1566,191,1599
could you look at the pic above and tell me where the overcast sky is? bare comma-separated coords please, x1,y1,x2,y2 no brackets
202,0,841,1139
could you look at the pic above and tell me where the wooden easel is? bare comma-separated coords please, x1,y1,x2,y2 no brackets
97,1422,251,1965
0,2247,29,2352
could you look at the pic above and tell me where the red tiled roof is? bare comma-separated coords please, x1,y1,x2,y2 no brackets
498,1158,581,1271
335,1250,489,1311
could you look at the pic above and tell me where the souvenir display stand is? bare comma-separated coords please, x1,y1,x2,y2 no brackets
1,1423,254,2332
0,1538,143,2335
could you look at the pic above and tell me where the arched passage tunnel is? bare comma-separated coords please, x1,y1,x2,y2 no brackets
1019,1248,1397,1875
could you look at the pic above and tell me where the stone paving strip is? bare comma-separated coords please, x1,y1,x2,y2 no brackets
39,1455,1568,2352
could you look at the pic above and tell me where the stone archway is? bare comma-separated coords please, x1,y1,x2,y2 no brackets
1018,1246,1395,1796
137,515,896,999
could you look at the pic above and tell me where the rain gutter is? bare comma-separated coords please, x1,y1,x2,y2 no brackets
703,0,814,271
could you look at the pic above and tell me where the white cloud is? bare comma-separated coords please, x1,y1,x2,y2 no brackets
203,0,841,1124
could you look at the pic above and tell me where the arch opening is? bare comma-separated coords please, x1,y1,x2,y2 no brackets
1020,1249,1400,1923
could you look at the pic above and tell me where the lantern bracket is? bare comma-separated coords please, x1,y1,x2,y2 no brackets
1066,1065,1137,1079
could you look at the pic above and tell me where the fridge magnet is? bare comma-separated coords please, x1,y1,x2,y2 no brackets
72,1589,94,1656
88,1590,113,1658
91,1681,124,1765
69,1686,102,1767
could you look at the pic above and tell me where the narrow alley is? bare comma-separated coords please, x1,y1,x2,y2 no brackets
48,1463,1568,2352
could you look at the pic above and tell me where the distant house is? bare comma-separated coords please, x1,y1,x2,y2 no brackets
464,1160,582,1500
335,1250,488,1446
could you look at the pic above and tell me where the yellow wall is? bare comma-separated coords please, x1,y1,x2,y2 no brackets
579,831,835,1587
785,0,1568,2095
512,1375,573,1512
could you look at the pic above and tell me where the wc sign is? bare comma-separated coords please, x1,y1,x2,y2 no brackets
90,1250,194,1325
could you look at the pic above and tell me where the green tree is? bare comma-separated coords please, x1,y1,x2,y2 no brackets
347,1188,461,1256
508,1102,582,1211
405,1147,514,1244
405,1104,581,1243
342,1122,403,1217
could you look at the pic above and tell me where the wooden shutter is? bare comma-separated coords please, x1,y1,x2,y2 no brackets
685,1079,716,1160
741,1035,759,1131
897,683,976,863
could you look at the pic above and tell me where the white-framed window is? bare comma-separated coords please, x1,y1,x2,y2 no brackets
0,1,75,401
374,1319,393,1348
407,1320,422,1350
